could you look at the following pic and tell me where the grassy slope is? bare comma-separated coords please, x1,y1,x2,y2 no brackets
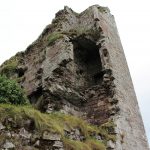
0,104,116,150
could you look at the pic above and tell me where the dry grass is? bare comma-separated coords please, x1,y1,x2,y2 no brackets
0,104,116,149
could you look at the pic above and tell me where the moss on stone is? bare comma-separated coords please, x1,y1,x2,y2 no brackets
47,32,64,46
98,6,108,13
0,56,18,77
62,28,100,40
0,51,25,79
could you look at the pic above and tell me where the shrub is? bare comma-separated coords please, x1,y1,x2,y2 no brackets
0,75,28,105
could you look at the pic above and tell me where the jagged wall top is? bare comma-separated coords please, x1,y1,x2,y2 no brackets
24,5,111,53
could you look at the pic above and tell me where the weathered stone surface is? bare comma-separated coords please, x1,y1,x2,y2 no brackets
0,122,5,130
42,131,61,141
95,135,102,141
33,140,40,147
107,140,115,149
53,141,63,148
19,128,32,139
0,5,149,150
3,140,15,149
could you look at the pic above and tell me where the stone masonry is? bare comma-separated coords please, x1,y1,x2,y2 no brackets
0,5,149,150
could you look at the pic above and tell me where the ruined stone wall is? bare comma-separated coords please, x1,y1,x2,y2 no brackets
91,6,149,149
0,5,149,150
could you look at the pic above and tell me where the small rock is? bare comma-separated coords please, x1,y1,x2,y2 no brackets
19,128,31,139
112,98,118,104
103,73,110,78
89,90,96,96
23,146,35,150
7,118,13,122
56,84,65,91
53,141,63,148
3,140,15,149
69,134,76,140
22,139,30,146
103,78,110,82
108,98,118,104
95,135,102,141
67,88,72,93
109,106,120,115
74,129,80,136
46,103,55,113
64,125,70,133
80,135,85,141
70,131,74,135
24,119,35,130
12,132,19,138
5,131,11,138
31,133,40,143
42,131,61,141
34,140,40,147
0,122,5,130
107,140,115,149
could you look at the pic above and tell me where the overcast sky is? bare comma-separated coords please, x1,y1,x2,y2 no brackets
0,0,150,145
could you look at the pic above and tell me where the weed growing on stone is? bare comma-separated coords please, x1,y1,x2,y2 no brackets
0,104,116,149
47,32,64,46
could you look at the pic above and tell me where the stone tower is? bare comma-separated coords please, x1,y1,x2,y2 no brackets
0,5,149,150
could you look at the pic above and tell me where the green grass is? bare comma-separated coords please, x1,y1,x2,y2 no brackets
0,104,116,149
99,121,116,143
47,32,64,46
98,6,108,13
0,56,18,77
0,104,99,135
46,28,100,45
63,138,91,150
85,139,106,150
63,138,106,150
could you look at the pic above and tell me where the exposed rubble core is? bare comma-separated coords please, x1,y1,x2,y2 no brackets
0,5,149,150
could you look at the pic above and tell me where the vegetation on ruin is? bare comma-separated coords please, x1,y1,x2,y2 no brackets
47,27,100,46
0,103,117,150
62,28,100,38
0,75,28,105
0,75,115,149
99,121,116,143
0,56,18,77
47,32,64,45
64,138,106,150
97,6,108,13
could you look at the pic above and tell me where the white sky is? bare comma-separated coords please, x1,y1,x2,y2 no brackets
0,0,150,144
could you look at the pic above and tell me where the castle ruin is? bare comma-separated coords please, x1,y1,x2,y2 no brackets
0,5,149,150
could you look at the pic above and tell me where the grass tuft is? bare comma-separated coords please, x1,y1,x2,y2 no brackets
0,56,18,77
47,32,64,46
85,139,106,150
0,104,116,149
